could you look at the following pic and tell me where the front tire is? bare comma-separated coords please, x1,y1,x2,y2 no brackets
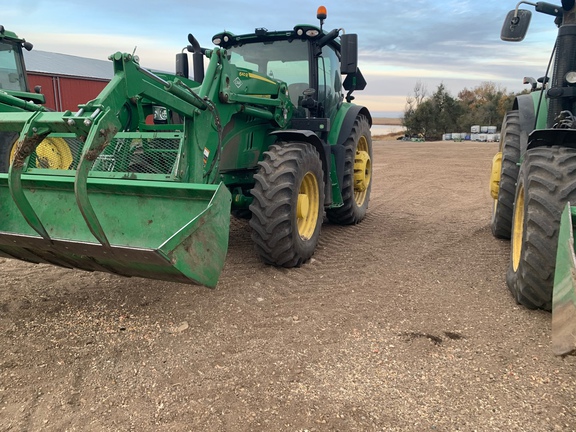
491,110,521,239
0,132,72,172
0,132,18,173
506,146,576,310
249,142,325,267
326,114,372,225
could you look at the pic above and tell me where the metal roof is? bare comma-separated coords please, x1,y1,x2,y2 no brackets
23,50,113,81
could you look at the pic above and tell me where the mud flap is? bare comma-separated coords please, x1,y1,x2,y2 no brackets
552,202,576,355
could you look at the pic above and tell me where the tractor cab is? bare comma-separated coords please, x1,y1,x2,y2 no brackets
0,26,42,102
0,37,27,93
210,21,364,125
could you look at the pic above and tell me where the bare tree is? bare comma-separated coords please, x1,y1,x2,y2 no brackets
405,80,428,113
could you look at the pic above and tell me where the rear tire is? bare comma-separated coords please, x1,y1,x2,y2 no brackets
491,110,521,239
249,142,324,267
326,114,372,225
506,146,576,310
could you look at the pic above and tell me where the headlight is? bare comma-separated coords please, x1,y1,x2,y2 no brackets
153,106,168,122
566,71,576,85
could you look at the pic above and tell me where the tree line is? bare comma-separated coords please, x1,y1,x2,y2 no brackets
402,81,526,141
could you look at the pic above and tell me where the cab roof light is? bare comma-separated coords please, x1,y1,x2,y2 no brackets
212,32,233,46
317,5,327,30
294,25,321,38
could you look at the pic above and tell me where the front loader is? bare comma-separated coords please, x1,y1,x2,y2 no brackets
0,7,372,288
493,0,576,355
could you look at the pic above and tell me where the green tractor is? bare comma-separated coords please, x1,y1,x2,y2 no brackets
490,77,548,240
0,25,71,171
493,0,576,354
0,7,372,288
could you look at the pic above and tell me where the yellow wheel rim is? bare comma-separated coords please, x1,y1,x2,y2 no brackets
9,137,72,170
512,183,525,271
354,135,372,206
297,171,320,240
489,152,502,200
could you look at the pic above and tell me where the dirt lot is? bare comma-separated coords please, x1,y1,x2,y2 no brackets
1,140,575,431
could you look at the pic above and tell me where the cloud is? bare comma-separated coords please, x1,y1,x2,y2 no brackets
21,32,182,71
4,0,563,115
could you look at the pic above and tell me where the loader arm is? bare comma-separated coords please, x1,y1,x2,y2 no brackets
0,91,46,113
8,51,209,169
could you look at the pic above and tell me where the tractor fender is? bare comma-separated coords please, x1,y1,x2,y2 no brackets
269,129,332,204
512,93,538,155
527,128,576,151
328,104,372,195
333,105,372,147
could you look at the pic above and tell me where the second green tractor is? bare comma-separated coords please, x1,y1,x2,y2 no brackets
491,0,576,354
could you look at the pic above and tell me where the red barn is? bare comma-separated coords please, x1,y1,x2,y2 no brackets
23,50,112,111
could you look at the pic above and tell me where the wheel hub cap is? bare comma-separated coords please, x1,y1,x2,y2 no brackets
354,150,371,192
353,135,372,206
512,184,525,271
297,193,310,219
297,172,319,240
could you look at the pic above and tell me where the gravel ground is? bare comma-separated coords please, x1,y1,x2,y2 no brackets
0,140,575,431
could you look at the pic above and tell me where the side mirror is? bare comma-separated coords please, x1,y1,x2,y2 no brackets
523,76,538,91
340,33,358,74
501,9,532,42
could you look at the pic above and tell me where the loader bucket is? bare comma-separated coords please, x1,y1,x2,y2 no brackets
0,175,232,288
552,202,576,355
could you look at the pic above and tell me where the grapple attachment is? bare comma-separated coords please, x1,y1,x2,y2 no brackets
552,203,576,355
0,122,231,287
0,176,230,287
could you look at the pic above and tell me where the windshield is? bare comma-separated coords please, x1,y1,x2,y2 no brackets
228,39,309,106
0,40,27,92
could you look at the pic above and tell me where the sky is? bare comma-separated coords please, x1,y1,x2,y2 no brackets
4,0,562,116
